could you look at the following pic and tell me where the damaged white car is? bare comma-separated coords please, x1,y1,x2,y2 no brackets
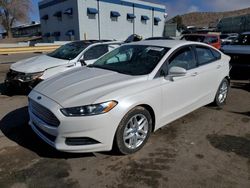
5,40,121,91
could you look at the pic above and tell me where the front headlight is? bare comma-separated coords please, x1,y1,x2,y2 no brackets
17,72,44,82
60,101,118,117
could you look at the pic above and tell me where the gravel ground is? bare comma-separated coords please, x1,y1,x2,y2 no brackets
0,54,249,188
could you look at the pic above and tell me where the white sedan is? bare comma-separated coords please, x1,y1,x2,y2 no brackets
28,40,230,154
5,40,121,90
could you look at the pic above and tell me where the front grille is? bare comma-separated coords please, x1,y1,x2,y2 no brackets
33,121,56,143
29,99,60,127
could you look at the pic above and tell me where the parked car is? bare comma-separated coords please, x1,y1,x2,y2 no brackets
181,34,221,49
221,32,250,80
5,40,122,90
221,36,238,45
28,40,230,154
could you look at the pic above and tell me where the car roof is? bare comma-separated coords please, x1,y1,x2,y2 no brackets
126,39,202,48
71,40,122,45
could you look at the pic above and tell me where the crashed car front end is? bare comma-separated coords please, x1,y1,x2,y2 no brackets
5,69,44,90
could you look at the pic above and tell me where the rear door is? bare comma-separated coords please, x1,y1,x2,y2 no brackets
194,45,223,103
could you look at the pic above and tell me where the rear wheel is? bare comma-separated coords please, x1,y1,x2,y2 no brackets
214,78,229,106
114,106,152,155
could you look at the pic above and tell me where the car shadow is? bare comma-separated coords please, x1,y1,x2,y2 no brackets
0,82,30,96
231,81,250,92
0,106,94,159
0,83,7,95
229,111,250,117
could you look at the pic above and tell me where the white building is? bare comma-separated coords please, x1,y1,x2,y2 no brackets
39,0,166,41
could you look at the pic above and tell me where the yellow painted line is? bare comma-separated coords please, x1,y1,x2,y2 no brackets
0,45,61,55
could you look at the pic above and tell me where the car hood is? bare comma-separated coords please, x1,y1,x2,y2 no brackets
34,67,147,107
221,45,250,55
10,55,69,73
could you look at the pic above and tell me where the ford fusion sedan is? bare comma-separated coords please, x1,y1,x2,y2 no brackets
5,40,121,91
28,40,230,154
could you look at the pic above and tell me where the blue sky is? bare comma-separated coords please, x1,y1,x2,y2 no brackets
30,0,250,21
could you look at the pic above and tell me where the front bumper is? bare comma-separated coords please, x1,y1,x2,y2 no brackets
28,91,121,153
5,70,42,90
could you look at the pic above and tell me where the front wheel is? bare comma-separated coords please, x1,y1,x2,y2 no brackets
214,78,229,106
114,106,152,155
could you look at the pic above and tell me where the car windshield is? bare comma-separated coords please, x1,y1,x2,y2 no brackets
88,45,169,75
231,34,250,45
48,41,91,60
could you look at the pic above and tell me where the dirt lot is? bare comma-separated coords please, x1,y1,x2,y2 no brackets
0,54,250,188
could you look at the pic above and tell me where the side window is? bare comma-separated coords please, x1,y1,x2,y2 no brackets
168,47,196,70
108,44,121,52
84,45,109,60
196,46,216,65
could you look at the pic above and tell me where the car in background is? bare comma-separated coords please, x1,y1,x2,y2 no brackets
181,34,221,49
28,40,230,154
221,36,238,45
5,40,122,91
221,32,250,80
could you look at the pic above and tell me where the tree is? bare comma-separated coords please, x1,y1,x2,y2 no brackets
0,0,32,38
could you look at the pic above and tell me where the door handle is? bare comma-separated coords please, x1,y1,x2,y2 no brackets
67,64,75,68
191,72,198,76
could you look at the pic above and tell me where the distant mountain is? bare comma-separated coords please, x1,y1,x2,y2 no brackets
169,7,250,28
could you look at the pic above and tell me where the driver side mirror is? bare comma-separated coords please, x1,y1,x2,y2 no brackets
168,66,187,78
79,58,86,66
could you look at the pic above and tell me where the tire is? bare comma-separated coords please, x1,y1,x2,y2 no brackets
214,78,229,106
114,106,152,155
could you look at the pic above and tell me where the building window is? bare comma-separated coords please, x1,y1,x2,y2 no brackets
53,11,62,21
141,15,149,24
43,33,51,37
66,30,75,41
41,15,49,20
52,31,61,41
110,11,120,22
154,17,161,26
64,8,73,15
127,13,136,23
87,8,98,19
